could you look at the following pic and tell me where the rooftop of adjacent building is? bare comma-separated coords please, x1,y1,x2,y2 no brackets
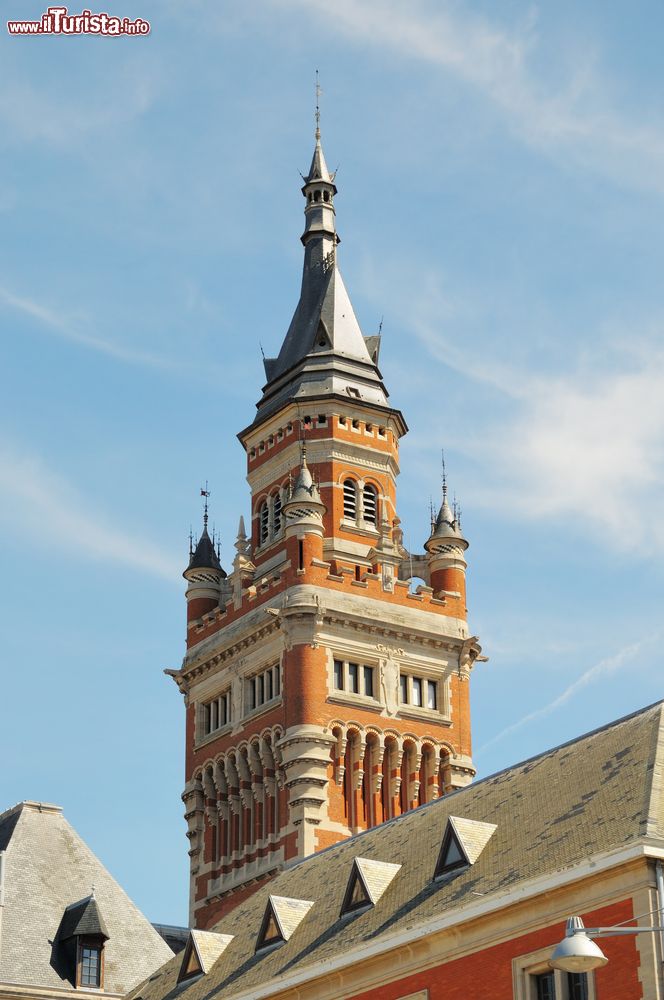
129,699,664,1000
0,800,174,996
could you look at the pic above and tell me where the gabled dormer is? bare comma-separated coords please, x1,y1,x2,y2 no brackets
340,857,402,916
434,816,497,879
256,895,314,952
177,930,234,983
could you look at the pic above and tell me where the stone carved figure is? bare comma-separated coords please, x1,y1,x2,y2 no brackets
380,655,399,717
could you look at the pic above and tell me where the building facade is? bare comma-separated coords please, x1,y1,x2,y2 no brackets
169,124,484,929
0,801,173,1000
130,701,664,1000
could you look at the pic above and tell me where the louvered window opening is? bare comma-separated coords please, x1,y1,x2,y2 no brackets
363,484,377,524
343,480,357,518
273,492,282,534
259,502,269,545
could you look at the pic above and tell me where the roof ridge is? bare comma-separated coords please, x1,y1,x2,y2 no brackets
0,800,63,824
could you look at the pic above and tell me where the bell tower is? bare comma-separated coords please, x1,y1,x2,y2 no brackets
170,121,483,930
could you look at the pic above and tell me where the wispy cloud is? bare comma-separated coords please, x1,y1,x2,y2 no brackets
477,635,655,754
0,438,180,582
281,0,664,194
0,286,180,371
363,261,664,555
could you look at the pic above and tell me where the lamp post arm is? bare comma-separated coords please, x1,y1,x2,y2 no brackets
572,926,664,939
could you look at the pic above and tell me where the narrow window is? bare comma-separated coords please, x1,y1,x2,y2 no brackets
334,659,343,690
412,677,423,707
355,565,361,581
274,665,281,696
78,943,102,988
567,973,589,1000
203,703,211,736
348,662,359,694
427,680,437,710
534,972,555,1000
363,485,377,525
363,666,374,698
273,492,282,534
298,539,304,570
257,674,264,706
259,502,269,545
399,675,408,704
247,679,255,712
343,480,357,519
210,699,218,732
265,669,273,701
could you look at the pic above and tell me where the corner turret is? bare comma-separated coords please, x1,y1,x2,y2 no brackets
425,481,469,608
183,491,227,623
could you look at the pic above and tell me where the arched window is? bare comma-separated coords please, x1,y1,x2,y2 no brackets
363,484,377,525
259,501,269,545
273,491,282,535
343,479,357,519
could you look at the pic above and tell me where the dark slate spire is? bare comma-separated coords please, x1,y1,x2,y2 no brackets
184,488,225,577
254,116,391,424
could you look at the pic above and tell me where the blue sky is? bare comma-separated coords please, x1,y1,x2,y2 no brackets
2,0,663,925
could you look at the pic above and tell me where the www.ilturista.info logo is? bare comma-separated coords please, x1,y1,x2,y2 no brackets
7,7,150,34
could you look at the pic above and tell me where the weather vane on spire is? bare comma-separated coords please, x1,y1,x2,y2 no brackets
200,482,210,529
315,69,321,139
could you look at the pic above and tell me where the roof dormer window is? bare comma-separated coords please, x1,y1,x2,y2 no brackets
340,858,402,918
433,816,497,880
256,895,314,952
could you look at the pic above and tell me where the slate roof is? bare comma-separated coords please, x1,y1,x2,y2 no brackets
0,802,172,995
130,700,664,1000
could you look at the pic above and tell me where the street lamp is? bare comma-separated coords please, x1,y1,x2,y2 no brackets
551,915,664,973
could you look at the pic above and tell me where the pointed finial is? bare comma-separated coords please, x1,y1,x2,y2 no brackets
315,69,321,140
200,482,210,529
441,450,447,499
378,315,384,335
188,525,193,558
259,341,266,361
237,514,246,540
429,497,435,532
91,884,96,899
